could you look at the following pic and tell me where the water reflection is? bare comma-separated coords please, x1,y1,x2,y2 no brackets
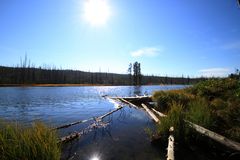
90,155,100,160
133,86,142,96
0,85,186,160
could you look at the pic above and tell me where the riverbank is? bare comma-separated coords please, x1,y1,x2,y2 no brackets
151,77,240,153
0,121,60,160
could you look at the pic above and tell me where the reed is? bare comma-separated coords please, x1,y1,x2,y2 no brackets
0,120,61,160
156,102,185,141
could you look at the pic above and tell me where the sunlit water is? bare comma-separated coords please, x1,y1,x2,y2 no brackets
0,85,213,160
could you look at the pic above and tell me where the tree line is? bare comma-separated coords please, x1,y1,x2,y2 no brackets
0,57,205,85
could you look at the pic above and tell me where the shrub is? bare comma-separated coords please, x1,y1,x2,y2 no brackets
0,121,61,160
188,78,240,101
210,98,227,110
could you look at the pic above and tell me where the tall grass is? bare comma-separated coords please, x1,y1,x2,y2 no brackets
156,102,185,141
152,89,193,112
152,78,240,143
185,99,213,128
0,121,61,160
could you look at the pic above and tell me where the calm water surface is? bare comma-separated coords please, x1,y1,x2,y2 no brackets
0,85,209,160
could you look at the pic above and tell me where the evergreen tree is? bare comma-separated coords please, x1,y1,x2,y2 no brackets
128,63,132,85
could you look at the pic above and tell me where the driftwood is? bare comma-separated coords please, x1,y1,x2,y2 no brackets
185,120,240,152
97,106,123,119
110,95,151,100
141,103,160,123
59,120,109,143
106,97,122,108
119,98,139,109
53,118,92,130
152,108,167,117
55,97,122,131
167,127,174,160
59,106,123,143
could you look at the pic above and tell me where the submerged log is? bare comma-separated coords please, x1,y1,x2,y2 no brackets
141,103,160,123
97,106,123,120
59,106,123,143
53,118,92,130
185,120,240,152
55,97,122,130
59,120,109,143
167,127,174,160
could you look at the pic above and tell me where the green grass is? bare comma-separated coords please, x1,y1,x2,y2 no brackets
0,121,61,160
152,77,240,142
185,98,213,128
156,102,185,141
152,89,193,112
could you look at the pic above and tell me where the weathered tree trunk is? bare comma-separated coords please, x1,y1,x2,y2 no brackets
119,98,139,109
141,103,159,123
167,127,174,160
185,120,240,152
152,108,167,117
53,118,92,130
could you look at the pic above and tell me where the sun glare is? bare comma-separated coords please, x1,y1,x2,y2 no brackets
83,0,111,26
90,155,100,160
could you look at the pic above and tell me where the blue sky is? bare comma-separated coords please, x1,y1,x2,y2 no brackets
0,0,240,77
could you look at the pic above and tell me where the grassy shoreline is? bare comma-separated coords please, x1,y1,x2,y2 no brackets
152,78,240,143
0,121,61,160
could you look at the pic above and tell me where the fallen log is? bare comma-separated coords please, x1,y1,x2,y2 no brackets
106,97,122,108
53,118,92,130
141,103,160,123
55,98,122,130
59,120,109,143
152,108,167,117
167,127,174,160
119,98,139,109
97,106,123,120
185,120,240,152
110,95,151,100
148,107,240,152
59,106,123,143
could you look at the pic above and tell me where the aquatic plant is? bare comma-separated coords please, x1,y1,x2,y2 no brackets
0,121,61,160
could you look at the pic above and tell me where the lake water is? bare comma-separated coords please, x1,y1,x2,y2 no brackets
0,85,215,160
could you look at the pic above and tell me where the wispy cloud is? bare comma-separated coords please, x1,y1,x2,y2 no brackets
221,41,240,50
130,47,163,57
198,68,231,77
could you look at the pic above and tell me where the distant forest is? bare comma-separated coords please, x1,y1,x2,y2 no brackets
0,56,205,86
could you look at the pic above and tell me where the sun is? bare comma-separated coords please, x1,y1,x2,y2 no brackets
83,0,111,26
